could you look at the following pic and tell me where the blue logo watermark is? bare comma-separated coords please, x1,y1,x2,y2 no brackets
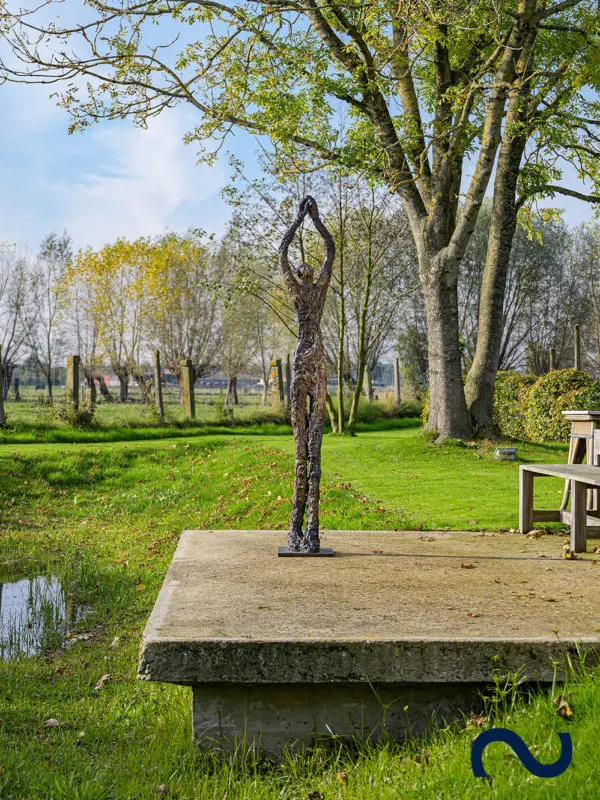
471,728,572,778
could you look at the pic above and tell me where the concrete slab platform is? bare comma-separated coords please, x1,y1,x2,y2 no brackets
138,530,600,752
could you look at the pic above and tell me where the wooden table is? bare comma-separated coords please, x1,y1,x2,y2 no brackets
519,463,600,552
561,410,600,510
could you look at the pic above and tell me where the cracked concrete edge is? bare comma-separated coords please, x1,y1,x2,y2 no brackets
137,636,600,685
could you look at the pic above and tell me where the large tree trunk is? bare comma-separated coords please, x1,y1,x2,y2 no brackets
464,48,532,437
2,362,14,401
463,156,522,436
226,375,238,405
86,373,97,408
422,266,472,440
98,376,112,401
117,370,129,402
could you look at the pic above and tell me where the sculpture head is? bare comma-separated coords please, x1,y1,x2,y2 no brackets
296,263,315,285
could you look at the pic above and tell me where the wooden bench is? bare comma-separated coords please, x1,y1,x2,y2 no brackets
519,463,600,552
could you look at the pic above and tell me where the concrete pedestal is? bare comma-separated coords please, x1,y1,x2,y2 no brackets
138,530,600,754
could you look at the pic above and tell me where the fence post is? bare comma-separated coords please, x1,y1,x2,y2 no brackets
180,358,196,419
549,347,556,371
0,345,5,426
574,324,581,370
154,350,165,421
66,355,80,410
393,357,401,408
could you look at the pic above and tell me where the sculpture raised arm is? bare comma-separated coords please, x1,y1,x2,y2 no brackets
305,197,335,289
278,200,309,293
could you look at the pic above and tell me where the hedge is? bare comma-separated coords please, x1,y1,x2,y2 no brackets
492,369,600,442
522,369,595,442
492,371,536,440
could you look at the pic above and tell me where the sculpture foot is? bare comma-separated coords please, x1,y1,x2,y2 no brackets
287,528,304,551
301,529,320,553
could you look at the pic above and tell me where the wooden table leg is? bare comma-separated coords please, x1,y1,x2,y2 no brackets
519,468,533,534
571,480,587,553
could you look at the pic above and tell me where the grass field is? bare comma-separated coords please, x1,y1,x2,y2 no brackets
1,425,597,799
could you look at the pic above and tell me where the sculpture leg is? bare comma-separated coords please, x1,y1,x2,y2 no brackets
289,376,309,550
304,370,326,553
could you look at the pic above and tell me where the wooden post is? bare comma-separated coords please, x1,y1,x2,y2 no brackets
571,480,587,553
574,324,581,370
285,353,292,408
66,355,80,410
518,467,534,534
0,345,5,426
549,347,556,371
154,350,165,420
275,358,285,406
180,358,196,419
269,359,285,406
393,357,401,408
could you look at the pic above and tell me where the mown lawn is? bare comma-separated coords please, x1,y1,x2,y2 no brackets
1,427,596,799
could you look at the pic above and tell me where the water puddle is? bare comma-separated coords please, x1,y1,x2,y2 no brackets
0,569,89,659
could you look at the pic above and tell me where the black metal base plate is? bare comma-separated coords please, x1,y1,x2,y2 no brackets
278,547,335,557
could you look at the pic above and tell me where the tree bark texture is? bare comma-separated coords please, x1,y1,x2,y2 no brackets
422,262,472,440
226,375,239,405
279,196,335,552
464,33,534,436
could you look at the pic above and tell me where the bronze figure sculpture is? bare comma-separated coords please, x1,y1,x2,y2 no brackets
279,196,335,553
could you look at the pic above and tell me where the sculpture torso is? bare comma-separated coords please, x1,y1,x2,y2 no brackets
292,283,326,362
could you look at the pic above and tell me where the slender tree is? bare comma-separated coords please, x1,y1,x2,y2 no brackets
22,232,71,401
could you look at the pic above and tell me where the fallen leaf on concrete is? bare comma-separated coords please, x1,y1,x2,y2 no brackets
94,674,111,691
461,563,475,569
593,545,600,554
372,549,384,554
562,549,578,560
419,536,436,542
467,612,481,617
527,530,544,538
43,719,67,728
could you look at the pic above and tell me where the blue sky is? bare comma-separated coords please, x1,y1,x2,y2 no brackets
0,80,245,254
0,77,597,256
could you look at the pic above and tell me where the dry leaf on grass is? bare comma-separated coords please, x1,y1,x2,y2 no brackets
553,696,573,720
94,674,111,691
466,714,487,729
43,719,67,728
337,771,348,785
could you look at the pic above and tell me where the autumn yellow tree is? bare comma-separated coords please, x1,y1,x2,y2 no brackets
69,240,150,402
145,232,222,389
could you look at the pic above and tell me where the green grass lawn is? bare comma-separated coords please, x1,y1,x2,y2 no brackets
1,426,596,799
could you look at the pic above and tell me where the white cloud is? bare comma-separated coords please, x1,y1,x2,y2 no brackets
55,109,228,248
0,82,232,252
